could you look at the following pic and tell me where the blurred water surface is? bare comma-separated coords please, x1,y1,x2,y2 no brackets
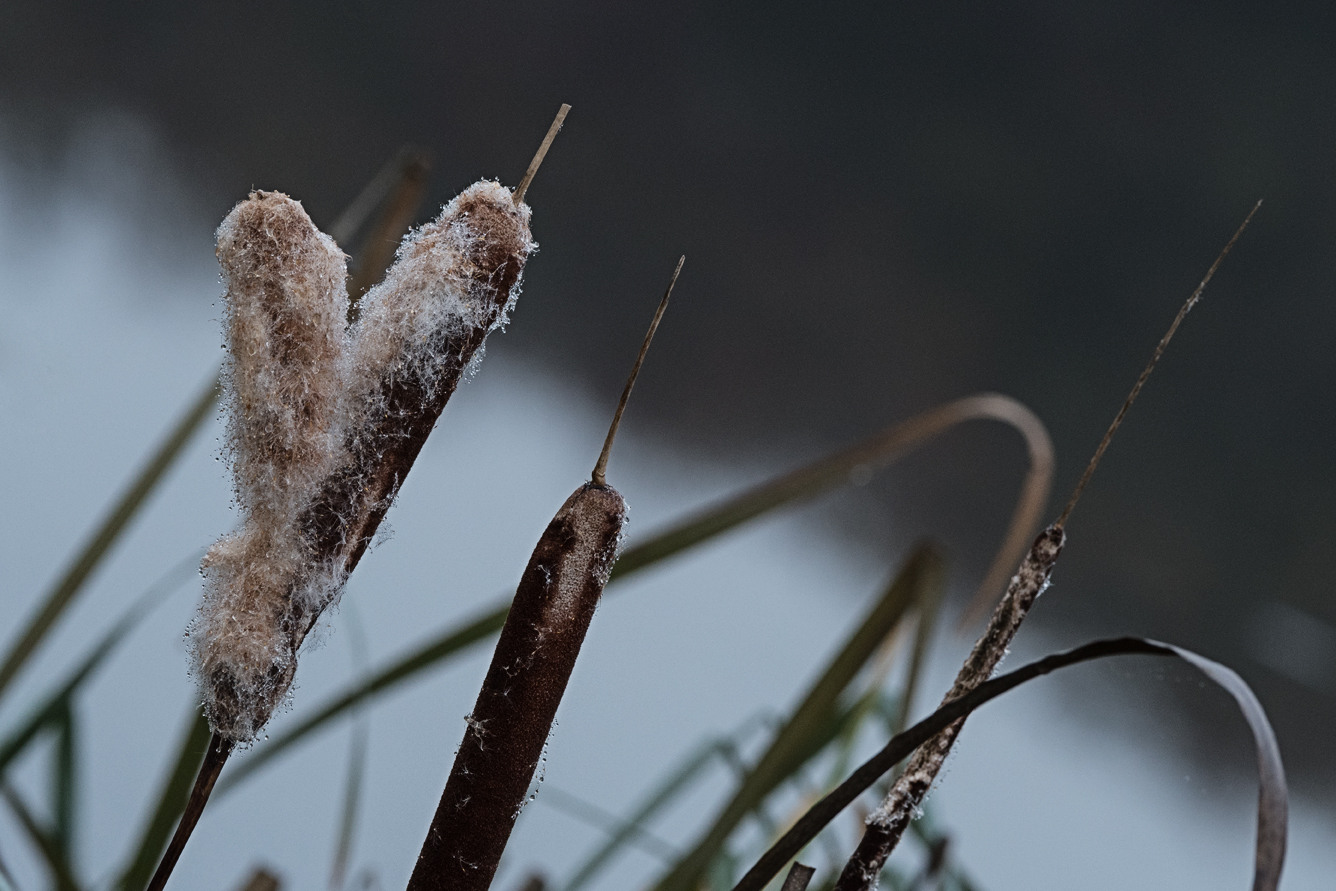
1,118,1334,891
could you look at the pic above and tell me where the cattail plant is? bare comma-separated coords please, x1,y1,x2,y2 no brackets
147,106,569,891
407,258,684,891
827,200,1268,891
0,112,1296,891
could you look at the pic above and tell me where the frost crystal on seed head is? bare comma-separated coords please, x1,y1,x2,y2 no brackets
343,180,534,417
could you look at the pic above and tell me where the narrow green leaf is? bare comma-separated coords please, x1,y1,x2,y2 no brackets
0,837,17,891
559,714,772,891
1,781,82,891
116,707,212,891
651,546,946,891
890,578,944,739
328,601,372,891
216,604,507,796
328,721,367,891
51,701,77,864
536,786,681,862
0,856,16,891
0,555,194,778
218,396,1041,795
0,376,219,703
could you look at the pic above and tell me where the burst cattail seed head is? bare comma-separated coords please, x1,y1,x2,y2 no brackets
193,182,535,742
194,191,349,741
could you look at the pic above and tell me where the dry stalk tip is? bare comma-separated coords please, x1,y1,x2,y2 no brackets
593,256,684,486
513,104,571,206
1056,199,1262,530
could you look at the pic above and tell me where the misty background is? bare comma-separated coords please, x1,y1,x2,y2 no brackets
2,1,1336,888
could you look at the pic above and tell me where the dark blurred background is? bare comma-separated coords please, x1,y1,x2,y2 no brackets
3,1,1333,788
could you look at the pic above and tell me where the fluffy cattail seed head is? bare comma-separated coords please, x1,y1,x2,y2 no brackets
193,191,350,741
215,191,349,512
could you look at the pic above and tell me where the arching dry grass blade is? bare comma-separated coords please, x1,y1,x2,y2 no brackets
612,394,1050,584
730,637,1286,891
328,603,372,891
116,709,212,891
222,395,1045,794
838,204,1262,890
650,546,945,891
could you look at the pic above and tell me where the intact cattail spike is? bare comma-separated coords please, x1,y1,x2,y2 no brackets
593,256,684,486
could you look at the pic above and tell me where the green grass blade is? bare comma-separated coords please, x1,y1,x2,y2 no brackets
650,545,946,891
890,581,944,738
0,555,193,777
116,708,211,891
217,395,1032,794
1,781,82,891
0,376,219,703
328,720,368,891
328,601,372,891
216,604,508,796
536,786,681,863
0,843,17,891
559,714,772,891
51,700,77,865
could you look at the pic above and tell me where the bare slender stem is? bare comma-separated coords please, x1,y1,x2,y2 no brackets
145,733,234,891
513,104,571,206
1056,199,1262,529
592,256,684,486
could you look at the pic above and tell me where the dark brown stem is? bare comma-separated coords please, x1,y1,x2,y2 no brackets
407,484,626,891
780,863,816,891
593,256,684,486
145,733,234,891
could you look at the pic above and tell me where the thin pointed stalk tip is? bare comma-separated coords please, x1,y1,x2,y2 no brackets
592,256,684,486
1056,198,1261,530
514,104,571,206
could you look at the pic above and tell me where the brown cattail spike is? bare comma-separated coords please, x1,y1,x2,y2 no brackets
592,256,684,486
513,104,571,206
1056,199,1262,530
409,483,628,891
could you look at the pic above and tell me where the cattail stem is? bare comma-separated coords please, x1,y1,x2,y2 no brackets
408,265,678,891
144,733,233,891
833,202,1262,891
